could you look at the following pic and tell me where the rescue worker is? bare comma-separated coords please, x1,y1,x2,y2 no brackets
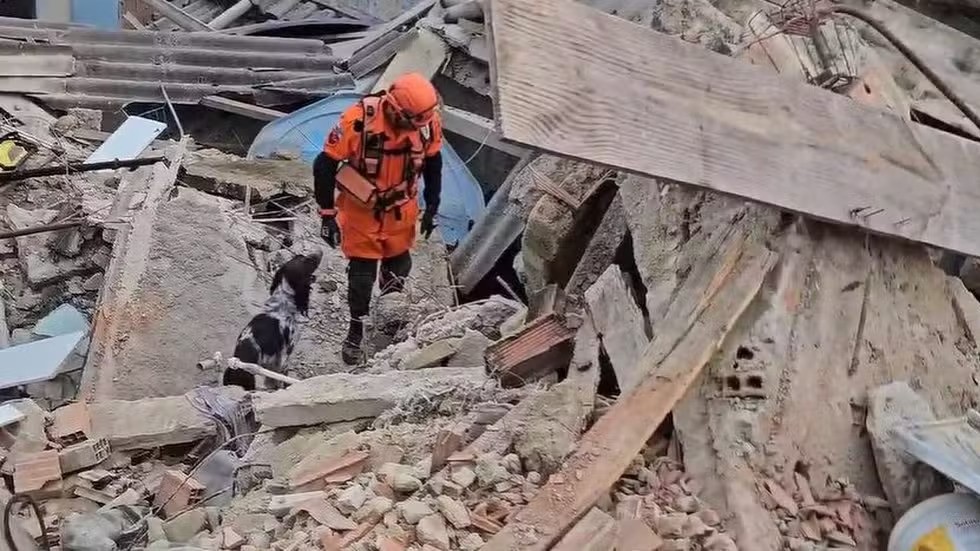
314,72,443,365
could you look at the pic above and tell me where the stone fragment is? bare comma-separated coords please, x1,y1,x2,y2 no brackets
397,499,433,525
400,338,462,370
416,514,450,551
474,454,509,487
336,484,368,515
697,508,721,526
435,496,471,529
253,369,486,428
223,527,245,549
675,495,699,513
446,329,491,368
163,508,208,543
661,539,693,551
867,381,951,514
703,533,738,551
354,496,393,522
391,472,423,494
655,513,687,538
680,515,710,538
450,466,476,488
458,532,484,551
146,517,167,542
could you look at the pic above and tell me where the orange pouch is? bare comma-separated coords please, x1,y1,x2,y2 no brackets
336,164,376,206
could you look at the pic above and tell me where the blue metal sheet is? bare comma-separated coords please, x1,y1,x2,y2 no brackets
247,92,485,246
0,331,84,390
33,304,89,338
71,0,119,29
86,116,167,164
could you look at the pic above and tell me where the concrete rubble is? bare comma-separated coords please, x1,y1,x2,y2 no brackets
0,0,978,550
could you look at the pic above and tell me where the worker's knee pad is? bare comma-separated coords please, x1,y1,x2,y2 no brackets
379,251,412,294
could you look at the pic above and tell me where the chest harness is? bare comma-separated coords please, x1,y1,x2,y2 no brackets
338,94,432,219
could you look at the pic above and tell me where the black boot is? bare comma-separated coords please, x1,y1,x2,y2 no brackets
342,318,364,365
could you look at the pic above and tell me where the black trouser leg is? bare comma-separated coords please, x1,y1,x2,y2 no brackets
347,257,378,343
379,251,412,295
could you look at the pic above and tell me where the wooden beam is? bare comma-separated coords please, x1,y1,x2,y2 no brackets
139,0,212,31
371,28,448,92
442,105,526,157
481,230,777,551
200,95,285,122
487,0,980,258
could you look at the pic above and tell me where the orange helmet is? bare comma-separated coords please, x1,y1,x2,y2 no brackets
386,72,439,128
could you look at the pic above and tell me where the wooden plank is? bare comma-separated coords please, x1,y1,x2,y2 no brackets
481,231,777,551
584,265,649,392
551,508,617,551
372,28,448,92
442,105,527,157
200,95,285,122
487,0,980,258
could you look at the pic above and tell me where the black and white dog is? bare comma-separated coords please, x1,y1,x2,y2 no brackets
222,251,322,390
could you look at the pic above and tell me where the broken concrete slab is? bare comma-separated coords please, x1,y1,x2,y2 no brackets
867,381,952,515
253,369,487,428
399,338,462,370
584,265,649,392
87,388,245,450
84,183,268,400
180,149,311,203
446,329,491,368
5,204,96,287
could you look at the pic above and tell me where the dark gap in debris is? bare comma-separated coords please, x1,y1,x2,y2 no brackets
460,231,527,304
793,460,810,479
113,104,267,155
910,107,980,143
747,374,763,389
726,375,741,391
551,179,619,289
597,343,621,398
736,346,754,360
614,229,650,335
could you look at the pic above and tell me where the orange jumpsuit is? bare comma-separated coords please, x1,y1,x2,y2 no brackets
323,98,443,260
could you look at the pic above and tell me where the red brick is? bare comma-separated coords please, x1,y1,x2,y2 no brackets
58,438,110,473
14,450,63,493
485,313,575,387
154,470,205,518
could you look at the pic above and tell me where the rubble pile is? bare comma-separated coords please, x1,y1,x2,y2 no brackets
4,0,980,550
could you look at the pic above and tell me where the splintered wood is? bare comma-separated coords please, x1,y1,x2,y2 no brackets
487,0,980,258
481,230,778,550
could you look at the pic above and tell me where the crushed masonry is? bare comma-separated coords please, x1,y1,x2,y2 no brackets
1,0,980,549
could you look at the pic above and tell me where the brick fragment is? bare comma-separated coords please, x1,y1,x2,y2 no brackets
14,450,62,493
154,470,205,518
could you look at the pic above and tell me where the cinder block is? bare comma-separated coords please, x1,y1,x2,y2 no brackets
58,438,110,473
154,470,205,518
49,402,91,445
14,450,62,493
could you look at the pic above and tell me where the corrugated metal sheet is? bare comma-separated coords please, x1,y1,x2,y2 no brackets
150,0,372,31
0,16,350,109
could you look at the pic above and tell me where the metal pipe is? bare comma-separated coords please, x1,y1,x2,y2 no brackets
0,221,82,241
0,156,164,184
209,0,254,30
822,5,980,134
